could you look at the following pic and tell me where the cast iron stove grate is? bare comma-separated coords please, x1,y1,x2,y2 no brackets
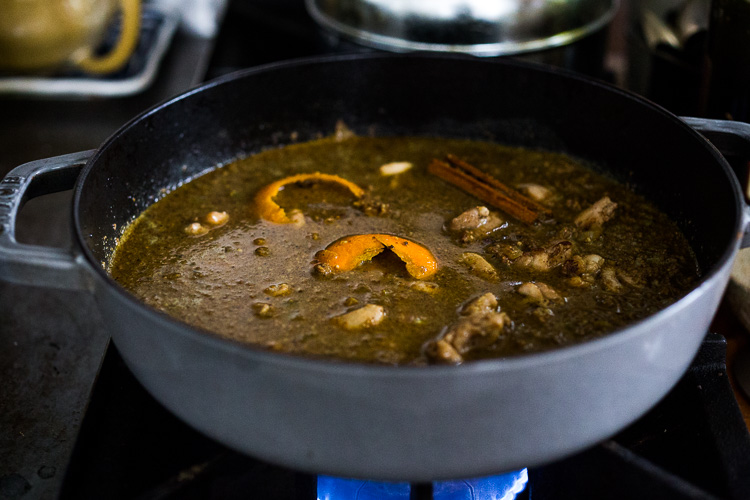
58,333,750,500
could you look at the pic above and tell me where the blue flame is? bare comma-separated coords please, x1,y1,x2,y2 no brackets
317,468,528,500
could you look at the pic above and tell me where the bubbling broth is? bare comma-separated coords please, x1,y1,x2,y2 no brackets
109,135,699,365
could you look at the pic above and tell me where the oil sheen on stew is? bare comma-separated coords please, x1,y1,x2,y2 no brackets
109,135,700,365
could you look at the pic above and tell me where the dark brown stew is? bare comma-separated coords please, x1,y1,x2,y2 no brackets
109,135,700,365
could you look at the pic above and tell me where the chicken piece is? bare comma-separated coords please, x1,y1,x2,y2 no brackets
583,254,605,273
545,240,574,268
450,206,494,231
424,293,510,364
334,304,386,330
428,339,463,364
593,265,643,293
567,276,588,288
460,252,498,280
449,206,505,243
514,249,548,271
517,282,562,306
444,311,509,354
514,240,573,272
461,292,498,316
574,196,618,229
537,282,561,302
485,242,524,265
562,254,605,276
617,268,643,288
601,267,623,292
517,282,544,303
517,282,561,324
563,254,605,287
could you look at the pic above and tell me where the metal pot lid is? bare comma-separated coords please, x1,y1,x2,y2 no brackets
306,0,619,56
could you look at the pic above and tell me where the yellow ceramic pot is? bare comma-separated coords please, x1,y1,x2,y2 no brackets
0,0,141,75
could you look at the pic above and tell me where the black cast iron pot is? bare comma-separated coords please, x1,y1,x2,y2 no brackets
1,54,749,481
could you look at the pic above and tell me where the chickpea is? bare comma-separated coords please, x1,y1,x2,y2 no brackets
252,303,275,318
206,211,229,226
379,161,413,176
184,222,208,236
264,283,292,297
334,304,385,330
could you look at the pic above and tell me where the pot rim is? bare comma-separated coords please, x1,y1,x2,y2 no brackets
72,52,746,374
305,0,621,56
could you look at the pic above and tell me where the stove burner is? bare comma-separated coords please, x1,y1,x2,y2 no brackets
317,469,528,500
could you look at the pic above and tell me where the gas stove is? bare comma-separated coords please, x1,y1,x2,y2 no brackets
1,1,750,499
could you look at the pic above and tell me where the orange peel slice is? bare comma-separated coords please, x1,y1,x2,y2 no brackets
254,173,365,223
315,234,438,279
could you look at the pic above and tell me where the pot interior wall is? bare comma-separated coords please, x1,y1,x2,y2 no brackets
75,55,738,278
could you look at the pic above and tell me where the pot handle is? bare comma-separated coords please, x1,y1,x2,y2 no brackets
0,150,96,290
681,117,750,249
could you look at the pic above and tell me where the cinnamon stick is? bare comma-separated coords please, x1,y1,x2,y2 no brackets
429,154,552,224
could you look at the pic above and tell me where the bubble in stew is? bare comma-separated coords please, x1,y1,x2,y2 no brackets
109,135,700,365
